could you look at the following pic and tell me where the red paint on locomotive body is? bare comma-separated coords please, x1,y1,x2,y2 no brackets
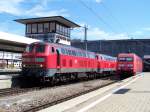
117,53,143,77
22,42,117,80
96,54,117,73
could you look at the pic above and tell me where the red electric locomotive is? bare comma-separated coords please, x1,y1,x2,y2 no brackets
22,42,117,82
117,53,143,78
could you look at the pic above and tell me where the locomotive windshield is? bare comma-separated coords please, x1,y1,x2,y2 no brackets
35,44,45,53
25,44,34,53
118,57,133,62
25,43,45,53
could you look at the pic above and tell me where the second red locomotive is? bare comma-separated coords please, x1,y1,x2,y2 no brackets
117,53,143,78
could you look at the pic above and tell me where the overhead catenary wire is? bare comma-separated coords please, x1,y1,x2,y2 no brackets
100,2,130,38
77,0,150,49
77,0,118,34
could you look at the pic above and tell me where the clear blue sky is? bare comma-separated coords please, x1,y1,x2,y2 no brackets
0,0,150,40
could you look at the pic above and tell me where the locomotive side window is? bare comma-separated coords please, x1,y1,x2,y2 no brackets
64,49,68,55
36,44,45,53
83,52,86,57
61,48,65,54
72,50,76,56
68,50,72,55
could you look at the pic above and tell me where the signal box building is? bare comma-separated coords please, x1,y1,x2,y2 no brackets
15,16,80,45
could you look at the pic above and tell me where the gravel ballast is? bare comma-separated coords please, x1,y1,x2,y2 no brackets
0,77,117,112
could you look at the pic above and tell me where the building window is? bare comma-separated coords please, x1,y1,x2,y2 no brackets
26,24,31,34
32,24,37,33
67,28,70,37
56,24,60,33
64,27,67,36
44,23,49,33
62,26,65,35
59,25,62,34
50,22,55,33
38,23,43,33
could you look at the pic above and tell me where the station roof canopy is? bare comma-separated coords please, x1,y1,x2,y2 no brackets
0,31,40,45
15,16,80,28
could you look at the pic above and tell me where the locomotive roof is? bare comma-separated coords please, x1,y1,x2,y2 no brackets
118,53,137,57
118,53,142,60
98,54,117,60
32,42,95,54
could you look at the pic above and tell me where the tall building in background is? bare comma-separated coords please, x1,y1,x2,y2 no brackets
15,16,80,45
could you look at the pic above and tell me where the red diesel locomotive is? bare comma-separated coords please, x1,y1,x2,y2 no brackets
22,42,117,82
117,53,143,78
97,54,117,74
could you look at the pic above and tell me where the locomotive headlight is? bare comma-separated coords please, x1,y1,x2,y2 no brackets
40,64,43,67
35,58,45,62
22,64,26,67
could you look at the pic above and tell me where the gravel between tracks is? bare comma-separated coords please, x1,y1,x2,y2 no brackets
0,77,117,112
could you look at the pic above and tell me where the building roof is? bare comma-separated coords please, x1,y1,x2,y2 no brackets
0,31,41,45
15,16,80,28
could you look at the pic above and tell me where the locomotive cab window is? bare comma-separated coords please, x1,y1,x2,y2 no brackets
126,57,133,62
26,44,34,53
36,44,45,53
118,57,133,62
118,57,126,61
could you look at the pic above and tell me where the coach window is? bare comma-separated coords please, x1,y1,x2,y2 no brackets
38,23,43,33
26,24,31,34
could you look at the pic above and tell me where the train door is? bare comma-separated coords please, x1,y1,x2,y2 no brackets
56,49,60,68
96,55,101,73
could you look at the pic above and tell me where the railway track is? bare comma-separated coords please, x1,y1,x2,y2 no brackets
0,75,118,98
0,88,39,97
23,76,118,112
0,75,120,112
